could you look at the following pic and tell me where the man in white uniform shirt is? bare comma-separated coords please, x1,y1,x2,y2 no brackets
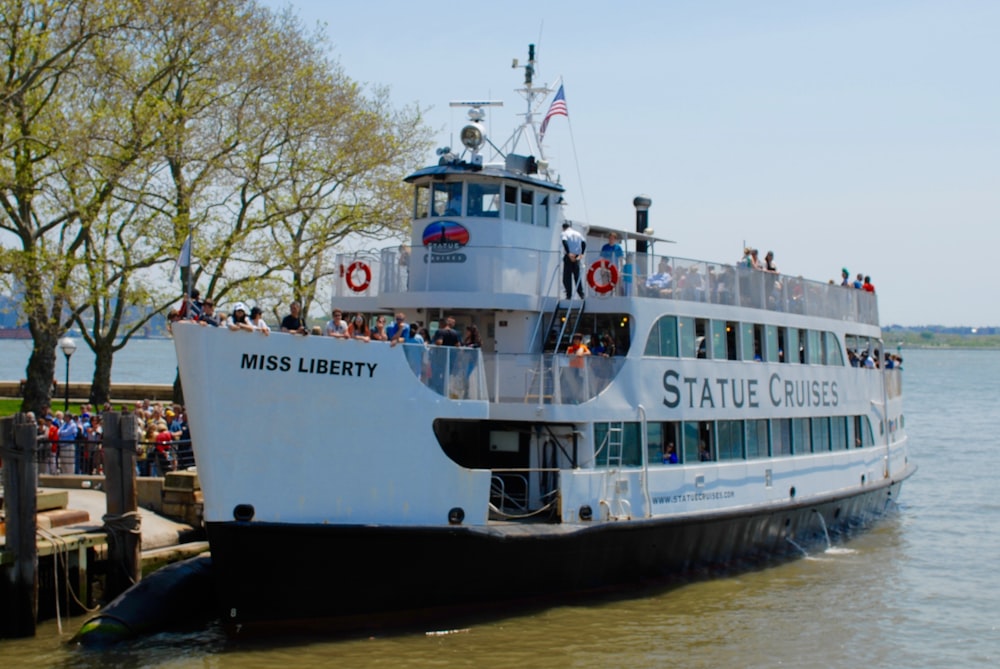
560,222,586,299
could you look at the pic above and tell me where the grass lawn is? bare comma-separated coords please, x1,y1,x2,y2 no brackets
0,398,91,418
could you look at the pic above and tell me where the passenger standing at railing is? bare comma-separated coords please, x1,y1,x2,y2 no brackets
46,417,59,474
348,313,371,341
462,324,482,348
57,412,79,474
87,414,103,475
197,299,221,327
433,317,461,347
325,309,348,338
249,306,271,334
566,333,591,403
387,312,410,346
600,232,624,267
153,420,174,476
371,315,389,341
764,251,778,273
226,303,254,331
561,222,586,299
280,300,308,335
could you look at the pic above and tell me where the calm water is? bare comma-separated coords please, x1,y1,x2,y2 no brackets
3,348,999,667
0,338,179,385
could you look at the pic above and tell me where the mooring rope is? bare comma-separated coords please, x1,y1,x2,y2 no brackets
102,510,143,587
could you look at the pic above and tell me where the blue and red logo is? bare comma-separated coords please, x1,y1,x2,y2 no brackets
421,221,468,264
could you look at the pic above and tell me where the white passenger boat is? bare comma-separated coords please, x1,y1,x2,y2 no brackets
172,46,915,633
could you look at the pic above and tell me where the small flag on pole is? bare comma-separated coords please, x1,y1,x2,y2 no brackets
170,235,191,281
539,84,568,142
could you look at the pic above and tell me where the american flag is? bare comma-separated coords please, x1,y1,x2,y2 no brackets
539,84,568,141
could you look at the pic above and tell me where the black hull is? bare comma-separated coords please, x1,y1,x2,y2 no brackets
207,478,906,634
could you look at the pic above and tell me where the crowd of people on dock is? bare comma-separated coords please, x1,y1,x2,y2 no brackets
25,400,193,478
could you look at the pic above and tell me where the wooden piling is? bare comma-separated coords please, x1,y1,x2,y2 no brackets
0,413,40,638
101,411,141,601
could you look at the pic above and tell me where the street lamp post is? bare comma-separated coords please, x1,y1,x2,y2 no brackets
59,336,77,412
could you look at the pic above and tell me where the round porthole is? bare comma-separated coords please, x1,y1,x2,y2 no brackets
448,507,465,525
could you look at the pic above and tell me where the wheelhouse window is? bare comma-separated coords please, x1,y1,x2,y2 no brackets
504,185,518,220
415,183,430,219
537,194,551,227
467,182,501,218
520,189,534,224
433,182,463,217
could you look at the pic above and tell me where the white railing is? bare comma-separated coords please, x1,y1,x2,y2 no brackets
336,248,880,326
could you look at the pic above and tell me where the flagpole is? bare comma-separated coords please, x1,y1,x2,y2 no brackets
185,225,192,305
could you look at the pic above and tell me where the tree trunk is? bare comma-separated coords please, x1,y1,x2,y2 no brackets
22,333,58,416
89,339,114,407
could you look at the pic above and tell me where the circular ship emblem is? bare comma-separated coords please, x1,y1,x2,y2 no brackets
421,221,469,264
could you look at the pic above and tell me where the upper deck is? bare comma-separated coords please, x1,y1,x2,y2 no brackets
334,245,879,327
332,109,878,327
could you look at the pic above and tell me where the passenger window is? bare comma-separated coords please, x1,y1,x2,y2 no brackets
824,331,844,365
711,320,728,360
740,323,755,361
766,325,779,363
644,315,678,357
679,317,696,358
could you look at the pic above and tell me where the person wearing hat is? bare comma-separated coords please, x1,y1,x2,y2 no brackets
249,305,271,335
560,222,586,299
840,268,850,286
197,298,221,326
226,303,255,331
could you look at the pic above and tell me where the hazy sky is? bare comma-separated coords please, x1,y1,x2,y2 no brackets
265,0,998,326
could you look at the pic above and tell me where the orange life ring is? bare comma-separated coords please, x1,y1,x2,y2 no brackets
345,261,372,292
586,259,618,294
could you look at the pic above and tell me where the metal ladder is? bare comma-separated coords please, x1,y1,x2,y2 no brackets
606,421,625,468
600,421,632,520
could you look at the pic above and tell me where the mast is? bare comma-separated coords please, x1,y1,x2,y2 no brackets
502,44,555,162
